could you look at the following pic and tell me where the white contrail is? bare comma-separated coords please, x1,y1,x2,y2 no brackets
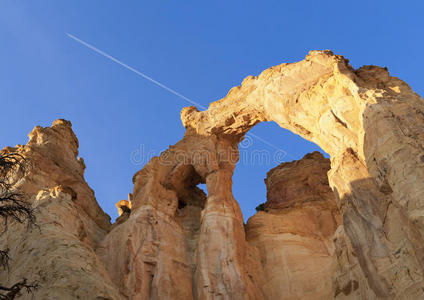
66,33,206,110
66,32,291,158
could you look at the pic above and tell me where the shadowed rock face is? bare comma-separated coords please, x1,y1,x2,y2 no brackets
2,50,424,299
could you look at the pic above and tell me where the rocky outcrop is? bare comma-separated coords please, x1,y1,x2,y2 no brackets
262,151,335,209
0,120,120,299
246,152,341,300
179,50,424,298
1,50,424,299
2,119,110,234
97,133,263,299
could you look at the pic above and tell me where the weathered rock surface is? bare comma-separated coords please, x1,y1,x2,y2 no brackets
246,152,341,300
1,50,424,299
263,151,335,210
180,50,424,298
97,133,262,299
0,120,120,299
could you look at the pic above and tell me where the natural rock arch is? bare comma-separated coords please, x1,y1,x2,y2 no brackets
177,50,424,297
99,50,424,299
2,50,424,299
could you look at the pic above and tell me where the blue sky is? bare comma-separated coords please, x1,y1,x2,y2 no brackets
1,1,423,222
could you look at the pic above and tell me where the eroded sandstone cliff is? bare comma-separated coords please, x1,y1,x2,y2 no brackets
0,120,120,299
246,152,341,300
1,50,424,299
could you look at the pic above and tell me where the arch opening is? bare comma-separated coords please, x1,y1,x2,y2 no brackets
232,121,329,221
236,124,340,300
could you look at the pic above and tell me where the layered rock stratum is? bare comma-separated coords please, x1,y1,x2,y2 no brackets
1,50,424,299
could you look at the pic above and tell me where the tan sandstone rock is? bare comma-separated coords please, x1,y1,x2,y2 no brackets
0,120,120,299
179,50,424,298
1,50,424,299
246,152,341,300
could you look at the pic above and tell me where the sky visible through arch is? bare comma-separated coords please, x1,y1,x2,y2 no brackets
1,1,423,222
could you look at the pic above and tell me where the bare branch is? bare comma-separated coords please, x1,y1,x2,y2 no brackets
0,279,39,300
0,249,9,271
0,153,35,229
0,153,40,298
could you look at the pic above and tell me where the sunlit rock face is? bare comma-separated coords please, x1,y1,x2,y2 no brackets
246,152,341,300
0,120,120,299
180,50,424,298
263,151,334,209
97,132,263,299
2,50,424,299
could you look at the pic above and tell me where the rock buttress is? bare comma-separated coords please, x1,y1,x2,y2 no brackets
0,120,120,299
246,152,342,300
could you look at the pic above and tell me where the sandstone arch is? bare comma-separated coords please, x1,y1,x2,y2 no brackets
180,50,424,298
99,50,424,299
2,50,424,299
